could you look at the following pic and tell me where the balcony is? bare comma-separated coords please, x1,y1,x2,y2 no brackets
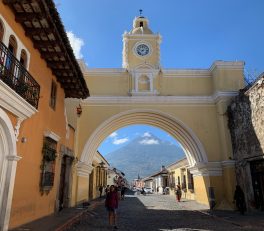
0,42,40,109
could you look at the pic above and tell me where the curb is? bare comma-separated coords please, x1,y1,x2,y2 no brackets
197,210,264,230
55,200,103,231
197,210,242,227
55,209,88,231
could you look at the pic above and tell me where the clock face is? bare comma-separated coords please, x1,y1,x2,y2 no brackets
136,44,150,56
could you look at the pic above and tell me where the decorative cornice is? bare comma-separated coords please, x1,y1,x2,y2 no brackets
123,33,161,39
83,61,244,78
221,160,236,168
44,130,61,142
162,69,211,78
0,81,37,120
130,90,160,96
189,161,223,176
85,68,128,77
83,91,238,106
209,61,244,72
76,161,93,177
6,155,22,161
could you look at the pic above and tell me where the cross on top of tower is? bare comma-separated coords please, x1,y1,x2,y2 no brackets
139,9,143,16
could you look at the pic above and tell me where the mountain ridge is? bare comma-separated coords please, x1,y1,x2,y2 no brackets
104,133,185,181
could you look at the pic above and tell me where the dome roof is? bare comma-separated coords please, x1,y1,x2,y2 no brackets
130,16,153,35
131,27,153,35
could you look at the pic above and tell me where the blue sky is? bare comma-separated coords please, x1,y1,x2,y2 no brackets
56,0,263,156
57,0,263,74
98,125,181,156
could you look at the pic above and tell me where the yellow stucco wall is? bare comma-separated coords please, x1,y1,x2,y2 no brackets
76,176,89,203
193,176,210,206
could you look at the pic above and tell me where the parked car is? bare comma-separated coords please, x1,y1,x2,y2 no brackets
144,187,153,194
163,187,170,195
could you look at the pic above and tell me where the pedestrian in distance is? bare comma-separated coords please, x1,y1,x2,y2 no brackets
233,185,246,215
105,185,119,229
121,186,126,200
105,185,110,195
99,185,103,198
175,184,182,202
141,187,146,196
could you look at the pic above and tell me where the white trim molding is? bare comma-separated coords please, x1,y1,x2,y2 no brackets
210,61,244,72
0,81,37,120
189,161,223,177
83,91,238,106
221,160,236,169
44,130,61,142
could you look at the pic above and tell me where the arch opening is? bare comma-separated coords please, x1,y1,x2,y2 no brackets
98,124,186,181
80,109,208,173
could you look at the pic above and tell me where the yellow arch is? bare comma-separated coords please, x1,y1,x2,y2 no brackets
80,109,208,168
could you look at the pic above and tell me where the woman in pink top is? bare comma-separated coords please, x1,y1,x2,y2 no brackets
105,185,119,229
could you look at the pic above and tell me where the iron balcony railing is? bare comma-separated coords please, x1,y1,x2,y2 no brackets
0,42,40,109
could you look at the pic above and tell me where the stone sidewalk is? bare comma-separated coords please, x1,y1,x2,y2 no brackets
9,200,102,231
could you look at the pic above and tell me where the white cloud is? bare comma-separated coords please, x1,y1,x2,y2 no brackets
109,132,118,138
113,138,129,145
142,132,151,137
67,31,84,59
139,138,159,145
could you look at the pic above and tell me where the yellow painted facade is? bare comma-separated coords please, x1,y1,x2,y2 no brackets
69,15,244,210
0,2,87,230
167,158,195,201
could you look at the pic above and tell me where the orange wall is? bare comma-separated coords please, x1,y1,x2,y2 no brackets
0,3,75,228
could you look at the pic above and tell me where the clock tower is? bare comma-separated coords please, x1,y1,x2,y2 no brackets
122,14,162,95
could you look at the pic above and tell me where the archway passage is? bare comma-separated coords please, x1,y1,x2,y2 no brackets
78,109,213,206
80,109,208,169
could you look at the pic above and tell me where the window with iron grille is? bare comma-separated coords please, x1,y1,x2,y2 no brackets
182,175,187,189
187,170,194,190
40,137,57,194
49,80,57,110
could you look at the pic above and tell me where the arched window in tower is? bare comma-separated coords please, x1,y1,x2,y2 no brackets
0,20,4,42
138,75,150,91
20,49,27,68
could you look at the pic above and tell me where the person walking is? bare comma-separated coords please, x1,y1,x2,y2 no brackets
121,186,126,200
175,184,182,202
233,185,246,214
105,185,119,229
99,185,103,198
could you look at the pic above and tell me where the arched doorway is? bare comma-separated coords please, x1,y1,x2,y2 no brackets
0,108,20,231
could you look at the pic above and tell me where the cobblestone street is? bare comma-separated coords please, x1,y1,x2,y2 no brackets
66,191,262,231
